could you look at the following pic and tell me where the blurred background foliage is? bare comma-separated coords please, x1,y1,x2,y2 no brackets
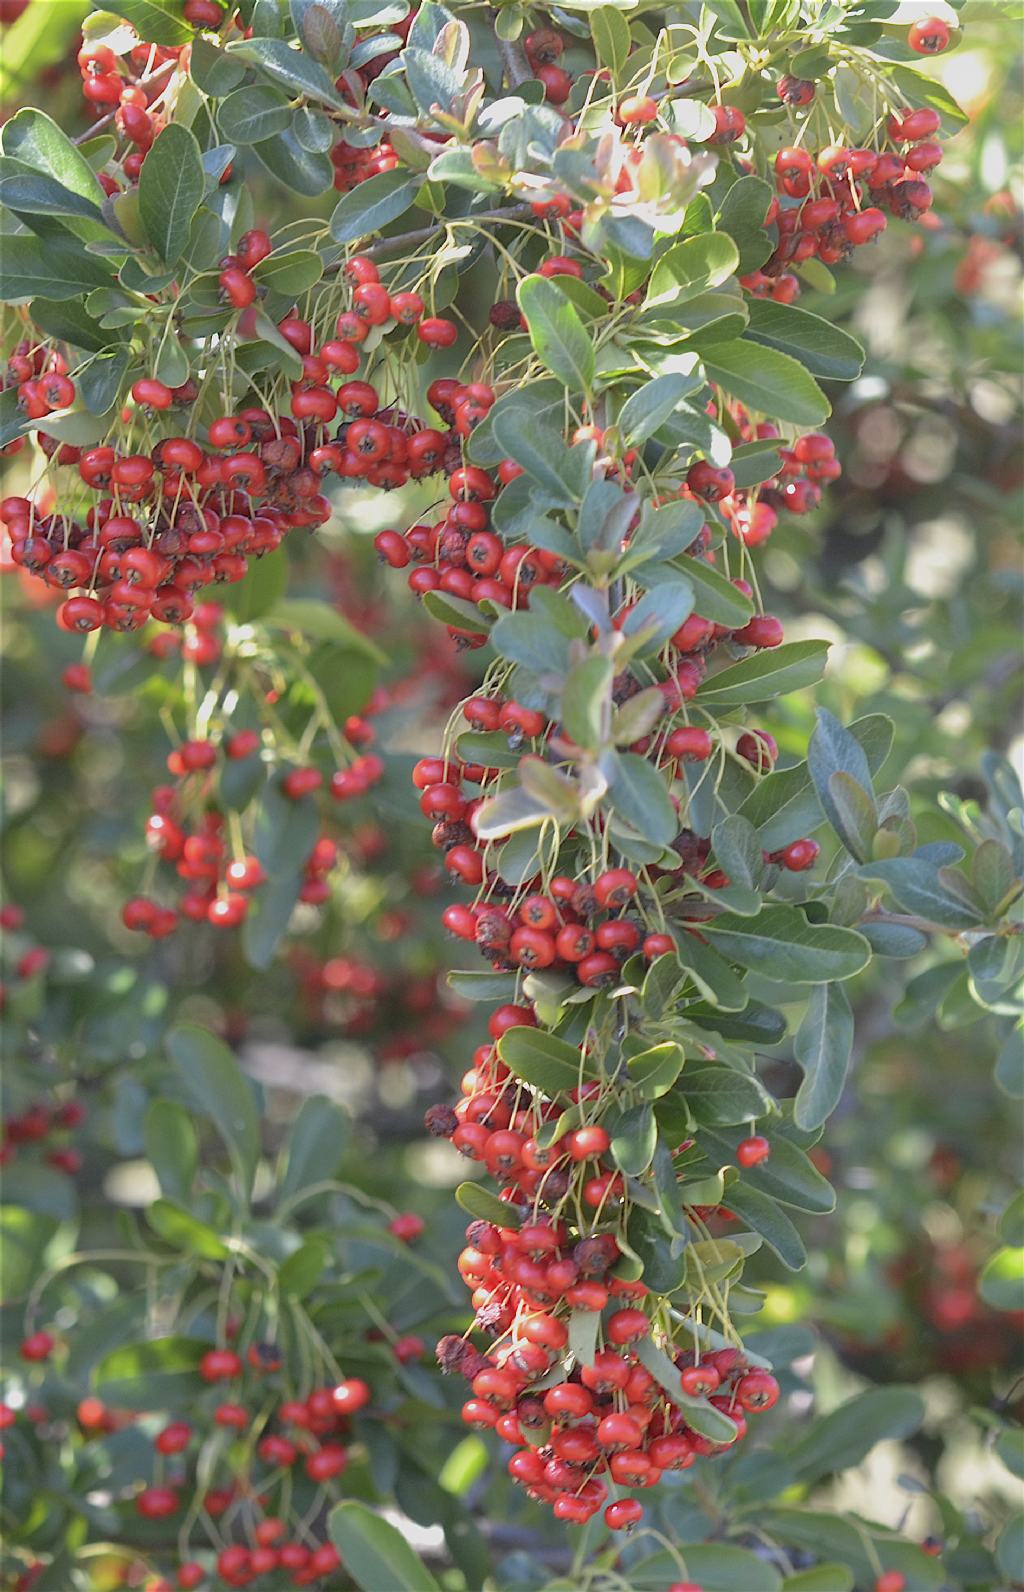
1,1,1022,1587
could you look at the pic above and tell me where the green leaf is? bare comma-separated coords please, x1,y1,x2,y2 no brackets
1001,1191,1024,1248
251,126,333,196
979,1247,1024,1312
996,1023,1024,1097
972,838,1018,915
619,372,701,447
518,273,594,393
674,554,756,626
0,169,107,226
686,1067,774,1126
704,906,870,984
608,751,677,847
230,35,348,107
221,549,288,624
712,813,763,891
291,0,353,70
629,1546,779,1592
697,639,830,707
561,656,612,750
996,1426,1024,1481
143,1099,197,1203
278,1095,347,1205
676,937,748,1010
421,589,490,635
490,403,591,506
265,598,385,660
699,1128,834,1214
455,1180,520,1227
610,1103,657,1176
139,123,204,266
0,233,113,302
0,1207,59,1299
278,1237,329,1297
729,438,785,490
858,857,985,929
633,1336,739,1442
241,868,304,971
102,0,194,45
793,983,854,1130
1,108,107,204
788,1387,925,1483
622,580,695,656
568,1305,599,1366
29,296,114,353
627,1042,685,1098
715,174,773,273
330,168,422,243
703,340,830,428
591,5,632,73
329,1501,442,1592
217,84,292,144
190,36,247,96
997,1516,1024,1583
645,232,741,309
745,299,865,383
165,1023,260,1196
497,1027,585,1094
888,63,968,129
251,247,324,295
724,1182,806,1270
782,1568,854,1592
95,1336,206,1408
623,1203,687,1292
148,1198,230,1259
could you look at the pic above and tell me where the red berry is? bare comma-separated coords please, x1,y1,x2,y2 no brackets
687,460,735,502
136,1485,180,1518
908,16,950,53
605,1498,644,1529
780,838,820,871
736,1135,771,1168
199,1347,242,1381
20,1331,55,1361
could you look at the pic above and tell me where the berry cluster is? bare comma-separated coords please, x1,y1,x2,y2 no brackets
9,1327,371,1586
432,1094,780,1530
758,105,949,279
0,1089,85,1177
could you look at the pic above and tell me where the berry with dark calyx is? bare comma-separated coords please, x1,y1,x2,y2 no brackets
687,460,735,502
908,16,950,53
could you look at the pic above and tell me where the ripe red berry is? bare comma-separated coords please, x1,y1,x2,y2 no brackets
388,1212,425,1242
155,1421,191,1454
875,1575,907,1592
780,838,820,871
20,1331,55,1361
735,1369,780,1410
687,460,735,502
199,1347,242,1381
667,726,713,762
607,1308,650,1345
736,1135,771,1168
618,94,658,125
136,1485,180,1518
605,1498,644,1529
908,16,950,53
